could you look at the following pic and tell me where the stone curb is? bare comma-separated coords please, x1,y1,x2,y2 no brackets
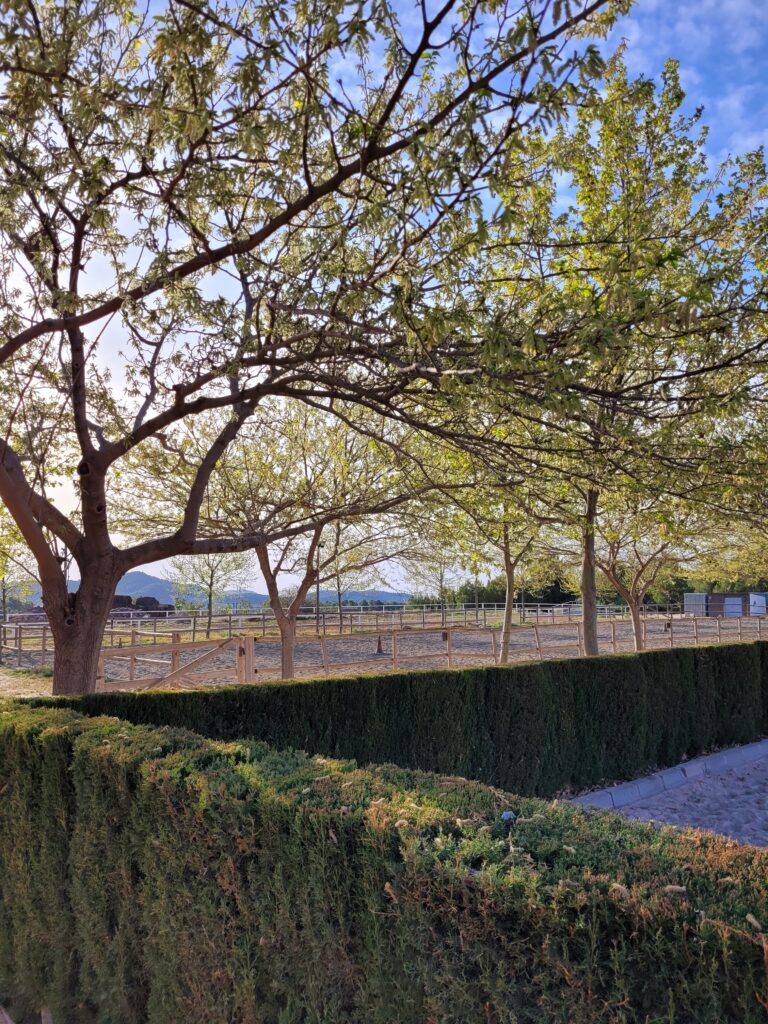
570,738,768,812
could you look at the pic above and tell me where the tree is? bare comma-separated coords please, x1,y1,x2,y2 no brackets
117,402,421,678
480,54,768,652
0,0,628,694
167,551,252,637
592,489,714,649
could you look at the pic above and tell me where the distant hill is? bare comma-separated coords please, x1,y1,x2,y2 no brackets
25,573,410,609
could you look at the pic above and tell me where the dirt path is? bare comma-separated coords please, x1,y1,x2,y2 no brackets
0,667,53,699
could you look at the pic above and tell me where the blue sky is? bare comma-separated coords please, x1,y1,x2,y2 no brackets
610,0,768,164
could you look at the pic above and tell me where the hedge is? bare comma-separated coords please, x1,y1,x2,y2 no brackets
1,702,767,1023
40,642,768,797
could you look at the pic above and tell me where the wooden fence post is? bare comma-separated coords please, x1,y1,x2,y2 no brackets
17,624,22,667
716,617,722,644
392,631,399,672
737,616,743,641
446,629,453,668
245,635,256,682
171,632,181,673
759,617,763,640
610,620,617,654
129,629,137,680
236,639,246,684
533,625,543,660
576,621,584,657
693,617,699,645
669,618,674,648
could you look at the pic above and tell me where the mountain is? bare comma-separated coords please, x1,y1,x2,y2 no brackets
25,573,410,608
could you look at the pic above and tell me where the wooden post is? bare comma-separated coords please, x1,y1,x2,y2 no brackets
576,620,584,656
533,625,543,660
737,616,743,641
17,624,22,667
642,619,647,650
669,618,674,648
228,613,233,638
693,617,699,645
716,617,722,644
758,617,763,640
171,631,181,673
490,629,498,664
191,616,197,642
446,629,453,668
610,620,617,654
245,635,256,682
129,629,137,680
236,639,246,684
392,631,399,672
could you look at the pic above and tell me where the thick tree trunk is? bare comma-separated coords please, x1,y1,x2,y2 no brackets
279,618,297,680
581,489,599,657
629,599,644,651
46,561,120,695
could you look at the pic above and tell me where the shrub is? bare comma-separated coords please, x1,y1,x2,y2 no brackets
40,642,768,797
1,703,767,1023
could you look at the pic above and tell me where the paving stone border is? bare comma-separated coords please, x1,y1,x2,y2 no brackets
569,738,768,811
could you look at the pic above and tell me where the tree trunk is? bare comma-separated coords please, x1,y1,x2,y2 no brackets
628,599,644,651
337,578,343,634
206,589,213,639
0,584,6,665
501,560,515,664
581,489,599,657
46,562,120,695
279,618,297,680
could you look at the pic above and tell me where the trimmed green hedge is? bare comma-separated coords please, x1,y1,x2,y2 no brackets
41,643,768,797
1,703,767,1023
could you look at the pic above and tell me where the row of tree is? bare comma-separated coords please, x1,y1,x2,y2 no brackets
1,0,767,692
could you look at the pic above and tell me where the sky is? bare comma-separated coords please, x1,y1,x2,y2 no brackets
61,0,768,594
607,0,768,164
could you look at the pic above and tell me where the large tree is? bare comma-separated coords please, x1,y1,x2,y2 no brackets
0,0,628,693
480,55,768,652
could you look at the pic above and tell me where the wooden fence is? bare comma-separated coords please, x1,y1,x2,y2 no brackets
3,615,766,691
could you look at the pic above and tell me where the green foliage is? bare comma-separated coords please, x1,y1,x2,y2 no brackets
1,702,767,1023
42,643,768,798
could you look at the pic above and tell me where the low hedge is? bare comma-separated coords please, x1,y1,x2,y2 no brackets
40,642,768,797
1,702,767,1023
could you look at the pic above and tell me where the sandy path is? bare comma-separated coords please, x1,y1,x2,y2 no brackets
0,668,52,699
622,757,768,847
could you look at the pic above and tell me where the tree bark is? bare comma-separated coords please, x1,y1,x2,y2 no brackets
628,599,644,651
279,618,297,680
46,560,120,695
501,559,515,664
581,489,599,657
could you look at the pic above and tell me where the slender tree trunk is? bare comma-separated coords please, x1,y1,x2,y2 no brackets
337,577,343,634
206,586,213,639
501,559,515,664
581,489,599,656
0,584,6,665
628,598,644,651
279,618,297,680
46,559,120,695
